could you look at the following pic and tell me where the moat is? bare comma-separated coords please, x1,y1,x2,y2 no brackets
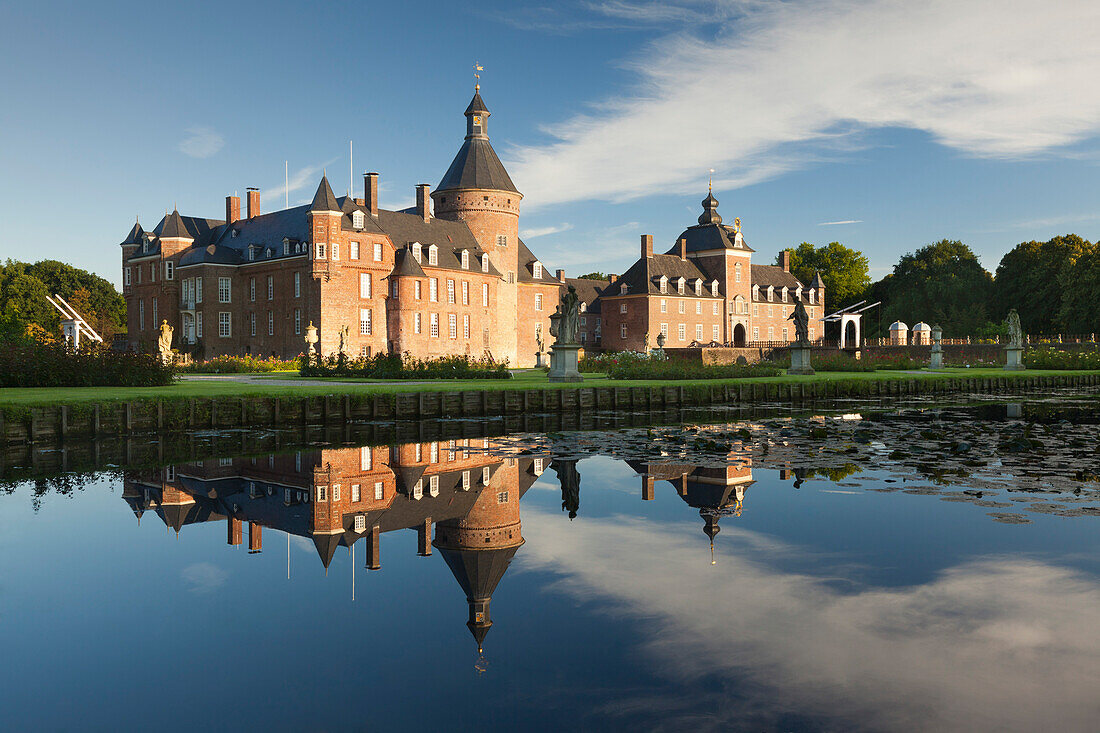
2,393,1099,732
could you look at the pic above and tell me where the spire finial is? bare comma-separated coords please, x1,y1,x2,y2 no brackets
708,168,715,194
711,538,716,565
474,62,483,91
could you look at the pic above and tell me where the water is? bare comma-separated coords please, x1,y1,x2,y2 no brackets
2,395,1099,732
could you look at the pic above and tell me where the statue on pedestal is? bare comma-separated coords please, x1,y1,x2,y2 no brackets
157,320,174,363
1003,309,1025,371
788,299,810,344
305,321,318,355
548,286,583,382
338,324,350,357
785,299,815,375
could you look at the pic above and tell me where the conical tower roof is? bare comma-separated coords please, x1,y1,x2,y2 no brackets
161,209,192,239
310,175,342,213
436,90,519,194
120,220,144,245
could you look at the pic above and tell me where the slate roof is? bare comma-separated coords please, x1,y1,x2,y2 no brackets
127,212,224,262
465,90,490,115
309,175,342,212
160,209,192,239
518,239,559,284
437,137,520,194
610,254,723,298
120,221,144,246
750,264,804,290
564,277,609,314
811,271,826,289
671,192,755,254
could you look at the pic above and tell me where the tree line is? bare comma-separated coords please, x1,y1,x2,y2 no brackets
779,235,1100,339
0,260,125,343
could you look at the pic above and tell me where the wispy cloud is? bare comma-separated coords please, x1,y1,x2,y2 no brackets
180,562,227,594
262,160,338,210
521,223,575,239
178,126,225,159
509,0,1100,208
817,219,863,226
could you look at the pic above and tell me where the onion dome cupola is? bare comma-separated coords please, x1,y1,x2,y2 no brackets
698,190,723,225
435,89,520,195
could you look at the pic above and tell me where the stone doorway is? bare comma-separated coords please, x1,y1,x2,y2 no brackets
733,323,746,347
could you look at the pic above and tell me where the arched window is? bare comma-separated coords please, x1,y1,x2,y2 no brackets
461,250,469,270
659,276,668,293
427,245,438,266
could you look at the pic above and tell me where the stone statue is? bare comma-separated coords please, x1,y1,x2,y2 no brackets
305,321,318,355
536,327,544,354
553,459,581,520
548,306,561,341
558,286,581,345
1004,309,1023,348
157,320,173,360
788,299,810,344
338,324,349,356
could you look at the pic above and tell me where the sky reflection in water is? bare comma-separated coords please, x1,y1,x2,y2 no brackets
1,404,1098,732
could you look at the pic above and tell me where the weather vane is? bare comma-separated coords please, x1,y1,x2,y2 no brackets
474,62,483,90
708,168,715,194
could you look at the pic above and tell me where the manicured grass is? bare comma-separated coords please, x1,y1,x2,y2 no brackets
0,367,1097,408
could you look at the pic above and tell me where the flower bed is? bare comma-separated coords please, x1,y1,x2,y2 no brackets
767,352,876,372
579,351,651,373
606,358,781,380
180,355,299,373
1024,345,1100,370
300,352,511,380
0,343,175,387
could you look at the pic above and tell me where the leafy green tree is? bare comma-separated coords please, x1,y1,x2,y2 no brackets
0,260,124,343
26,260,125,337
777,241,870,310
576,272,608,281
874,240,994,337
1056,241,1100,333
994,234,1092,332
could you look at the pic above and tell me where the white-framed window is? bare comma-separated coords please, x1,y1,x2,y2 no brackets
218,277,231,303
267,311,273,336
317,486,327,502
430,442,439,463
768,326,775,340
463,314,470,339
533,262,543,279
448,313,457,339
316,243,326,260
360,308,372,335
196,312,202,337
713,324,720,340
267,276,273,300
195,276,202,302
415,443,423,462
373,242,382,261
534,458,544,474
332,484,341,502
124,267,131,286
753,303,759,316
783,327,789,340
447,279,455,304
482,283,489,306
414,312,422,334
360,272,372,298
374,481,383,500
660,323,668,338
620,303,627,314
332,243,339,260
250,312,256,336
496,234,507,247
620,323,627,339
350,241,360,259
461,250,469,270
696,324,703,340
696,301,701,315
164,261,174,280
360,446,372,471
711,281,719,297
713,302,719,315
660,299,667,313
412,243,422,263
497,491,509,504
735,262,742,283
428,245,438,266
482,465,491,484
294,309,301,334
294,272,300,298
354,514,366,532
138,300,145,330
219,311,231,337
461,281,469,305
429,278,438,302
414,280,422,300
506,271,515,284
412,479,424,500
250,277,256,301
677,278,685,295
482,254,490,272
678,300,685,314
462,471,471,491
429,313,439,338
392,280,399,297
429,475,439,497
753,327,760,340
535,293,543,311
659,276,668,293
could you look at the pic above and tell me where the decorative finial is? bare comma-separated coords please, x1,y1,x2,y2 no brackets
710,539,716,565
708,168,715,194
734,217,742,234
474,63,483,91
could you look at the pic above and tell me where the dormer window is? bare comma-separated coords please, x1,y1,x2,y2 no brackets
795,286,802,301
248,245,256,261
265,248,272,259
580,302,587,313
352,211,364,229
412,243,422,263
481,254,489,273
711,280,718,297
781,287,788,302
767,286,774,302
620,283,628,295
659,276,668,294
677,277,685,295
752,284,760,300
694,279,702,296
427,244,438,266
533,262,543,279
461,250,469,270
282,238,290,256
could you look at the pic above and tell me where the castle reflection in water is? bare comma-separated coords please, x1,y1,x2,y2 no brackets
122,438,756,650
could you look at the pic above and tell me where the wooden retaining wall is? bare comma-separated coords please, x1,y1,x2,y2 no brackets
2,373,1098,447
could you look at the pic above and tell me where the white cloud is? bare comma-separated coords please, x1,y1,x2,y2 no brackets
262,160,338,210
521,223,575,239
180,562,227,594
510,0,1100,208
817,219,863,226
178,126,225,159
519,510,1100,732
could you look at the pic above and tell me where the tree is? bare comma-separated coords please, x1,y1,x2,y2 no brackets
777,242,870,310
874,240,995,337
0,260,125,343
994,234,1092,333
1056,241,1100,333
576,272,608,281
26,260,125,337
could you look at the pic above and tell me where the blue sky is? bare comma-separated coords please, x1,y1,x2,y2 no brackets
3,0,1100,288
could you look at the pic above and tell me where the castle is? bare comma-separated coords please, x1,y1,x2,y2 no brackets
120,88,824,364
120,87,561,367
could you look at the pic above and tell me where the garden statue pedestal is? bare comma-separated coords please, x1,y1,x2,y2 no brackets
535,351,546,369
548,344,583,382
929,324,944,370
787,343,815,375
1004,345,1025,371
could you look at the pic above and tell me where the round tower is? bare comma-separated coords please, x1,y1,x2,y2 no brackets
432,87,523,365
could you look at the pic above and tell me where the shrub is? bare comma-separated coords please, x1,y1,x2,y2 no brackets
865,353,925,370
0,342,175,387
579,350,650,373
300,352,511,380
1024,345,1100,370
767,352,876,372
181,355,298,373
606,357,781,380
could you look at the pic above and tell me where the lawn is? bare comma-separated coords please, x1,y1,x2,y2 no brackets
0,367,1096,408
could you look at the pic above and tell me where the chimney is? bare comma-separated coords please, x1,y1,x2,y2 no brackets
416,184,430,223
365,523,381,570
248,521,262,554
781,249,791,273
609,274,618,283
556,268,565,283
225,195,240,224
679,237,687,261
364,172,379,217
642,476,655,501
246,188,260,219
641,234,653,259
227,517,242,546
417,518,433,556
